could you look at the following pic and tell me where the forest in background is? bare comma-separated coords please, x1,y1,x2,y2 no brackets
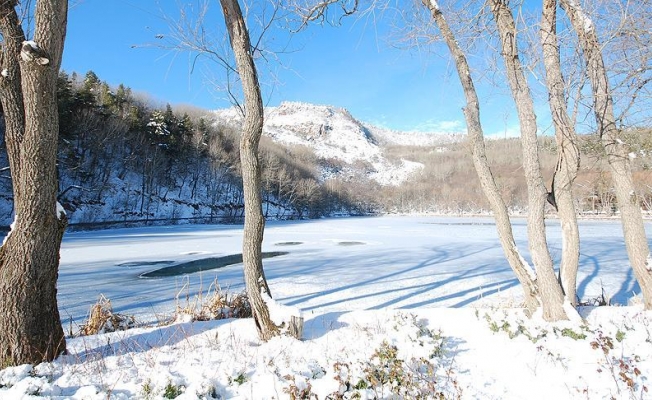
379,132,652,215
0,70,367,227
0,70,651,228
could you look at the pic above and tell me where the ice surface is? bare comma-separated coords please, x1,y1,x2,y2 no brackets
1,216,651,399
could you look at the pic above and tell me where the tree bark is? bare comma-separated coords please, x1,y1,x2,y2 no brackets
422,0,539,314
219,0,279,340
490,0,567,321
540,0,580,305
0,3,26,199
0,0,69,365
560,0,652,309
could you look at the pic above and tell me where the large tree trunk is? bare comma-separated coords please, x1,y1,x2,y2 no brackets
422,0,539,314
219,0,279,340
560,0,652,309
0,0,69,365
540,0,580,305
0,3,25,196
490,0,567,321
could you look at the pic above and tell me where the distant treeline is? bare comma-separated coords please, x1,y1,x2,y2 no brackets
375,133,652,216
1,70,650,227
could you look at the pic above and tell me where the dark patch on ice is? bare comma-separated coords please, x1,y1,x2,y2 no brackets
117,260,174,267
337,241,366,246
275,241,303,246
139,252,289,278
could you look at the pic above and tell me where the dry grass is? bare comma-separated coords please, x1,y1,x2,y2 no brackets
78,294,136,336
174,277,252,322
78,280,253,335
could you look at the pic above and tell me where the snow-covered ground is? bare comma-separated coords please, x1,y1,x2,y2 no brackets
2,216,652,399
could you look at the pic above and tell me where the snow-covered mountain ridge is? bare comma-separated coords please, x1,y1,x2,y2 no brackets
212,101,463,186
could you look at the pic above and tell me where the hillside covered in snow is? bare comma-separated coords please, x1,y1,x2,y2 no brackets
0,77,465,227
213,102,458,186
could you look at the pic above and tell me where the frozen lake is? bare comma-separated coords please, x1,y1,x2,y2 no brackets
57,216,651,326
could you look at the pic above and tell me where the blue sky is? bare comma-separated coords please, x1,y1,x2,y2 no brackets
62,0,533,135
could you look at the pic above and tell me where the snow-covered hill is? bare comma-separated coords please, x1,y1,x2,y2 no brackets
0,101,470,227
213,102,460,186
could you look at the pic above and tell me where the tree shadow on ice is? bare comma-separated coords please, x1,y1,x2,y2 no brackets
280,245,493,305
576,239,640,305
281,244,516,311
611,268,639,305
380,276,519,310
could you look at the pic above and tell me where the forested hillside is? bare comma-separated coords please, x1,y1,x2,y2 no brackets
1,71,367,227
0,70,650,228
378,134,652,215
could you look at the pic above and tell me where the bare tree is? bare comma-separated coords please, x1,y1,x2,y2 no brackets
489,0,568,320
567,0,652,129
297,0,575,318
420,0,540,314
153,0,286,339
540,0,580,305
560,0,652,309
418,0,583,319
219,0,280,340
0,0,69,364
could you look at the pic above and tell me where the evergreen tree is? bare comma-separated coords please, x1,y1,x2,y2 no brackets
83,70,100,90
114,84,131,114
98,82,115,110
56,71,75,139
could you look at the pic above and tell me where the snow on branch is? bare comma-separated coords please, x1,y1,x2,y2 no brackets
56,202,66,220
2,215,17,246
20,40,50,65
427,0,440,11
563,0,594,33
